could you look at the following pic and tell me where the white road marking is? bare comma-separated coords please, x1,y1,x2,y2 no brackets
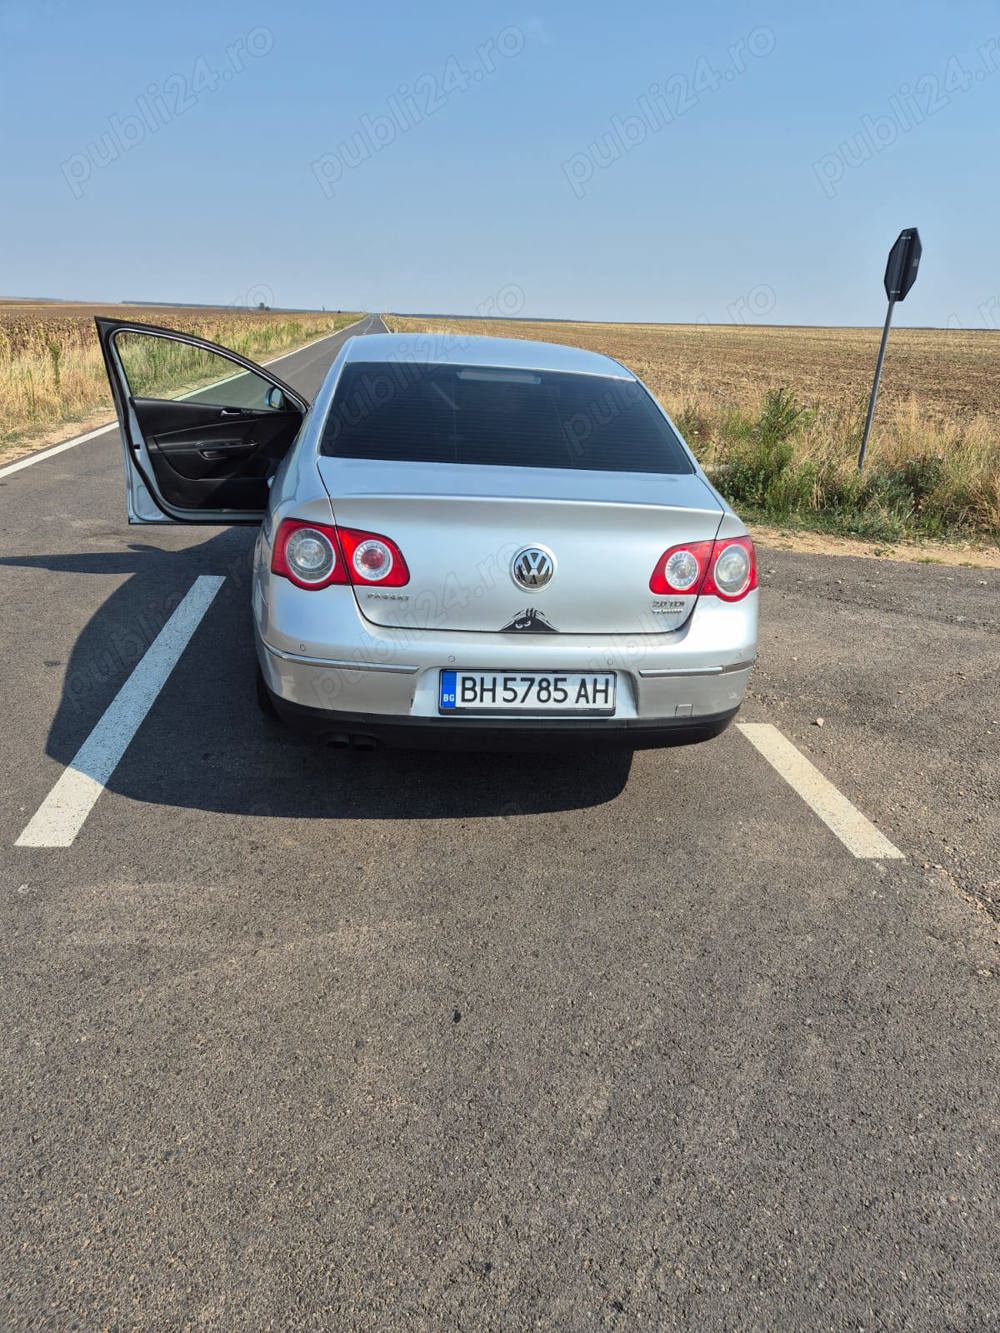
15,576,224,848
0,423,118,479
737,722,904,859
0,315,372,482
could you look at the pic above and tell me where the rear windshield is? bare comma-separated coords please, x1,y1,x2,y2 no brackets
320,361,693,474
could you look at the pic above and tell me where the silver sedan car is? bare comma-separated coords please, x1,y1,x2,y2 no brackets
97,318,757,750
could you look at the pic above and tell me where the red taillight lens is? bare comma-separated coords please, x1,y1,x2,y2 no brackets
649,540,715,595
337,527,410,587
702,536,757,601
650,536,757,601
271,519,346,589
271,519,409,590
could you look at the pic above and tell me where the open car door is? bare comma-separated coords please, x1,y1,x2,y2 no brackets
96,318,308,524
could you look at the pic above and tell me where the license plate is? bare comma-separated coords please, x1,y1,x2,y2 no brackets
439,670,616,714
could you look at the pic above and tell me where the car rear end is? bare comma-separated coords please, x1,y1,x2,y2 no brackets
254,336,757,749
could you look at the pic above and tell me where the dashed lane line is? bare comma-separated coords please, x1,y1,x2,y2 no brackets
737,722,904,859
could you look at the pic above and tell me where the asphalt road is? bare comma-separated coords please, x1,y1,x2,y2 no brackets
1,317,997,1330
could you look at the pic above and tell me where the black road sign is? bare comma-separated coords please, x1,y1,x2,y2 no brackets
858,228,923,470
883,227,922,302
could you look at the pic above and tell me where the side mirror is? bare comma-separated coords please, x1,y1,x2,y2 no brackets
264,385,287,411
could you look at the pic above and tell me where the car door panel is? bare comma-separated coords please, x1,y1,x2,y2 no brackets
135,398,302,476
95,317,309,524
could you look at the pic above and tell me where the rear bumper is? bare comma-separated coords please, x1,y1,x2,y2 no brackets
267,689,740,751
254,565,757,748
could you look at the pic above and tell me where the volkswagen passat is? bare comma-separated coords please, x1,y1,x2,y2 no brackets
97,319,757,750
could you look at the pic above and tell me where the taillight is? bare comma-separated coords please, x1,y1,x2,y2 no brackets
650,536,756,601
703,537,757,601
336,527,410,587
649,540,715,596
271,519,346,589
271,518,409,590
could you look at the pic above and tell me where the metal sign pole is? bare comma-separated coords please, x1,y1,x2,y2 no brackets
857,297,896,472
856,227,921,473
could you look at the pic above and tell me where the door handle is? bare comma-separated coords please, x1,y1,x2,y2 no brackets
198,443,254,460
219,408,248,417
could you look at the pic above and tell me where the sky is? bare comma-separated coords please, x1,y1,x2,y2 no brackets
1,0,998,327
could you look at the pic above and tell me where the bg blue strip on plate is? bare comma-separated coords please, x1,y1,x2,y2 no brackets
440,671,457,709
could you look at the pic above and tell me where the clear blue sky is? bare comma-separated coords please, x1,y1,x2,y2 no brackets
2,0,997,327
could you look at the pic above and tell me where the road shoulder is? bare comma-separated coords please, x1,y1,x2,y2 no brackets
753,521,1000,569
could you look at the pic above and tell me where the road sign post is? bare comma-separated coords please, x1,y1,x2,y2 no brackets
857,227,922,472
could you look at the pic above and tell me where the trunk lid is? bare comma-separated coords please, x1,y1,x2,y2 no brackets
318,458,724,635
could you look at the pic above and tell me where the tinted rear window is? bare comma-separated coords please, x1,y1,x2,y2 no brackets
320,361,693,474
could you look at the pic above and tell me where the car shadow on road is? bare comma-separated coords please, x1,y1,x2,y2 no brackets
6,531,632,818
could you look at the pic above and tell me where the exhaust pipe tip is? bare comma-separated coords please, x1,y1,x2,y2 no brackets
324,732,379,751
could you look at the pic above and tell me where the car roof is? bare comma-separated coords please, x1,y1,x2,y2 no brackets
341,331,635,379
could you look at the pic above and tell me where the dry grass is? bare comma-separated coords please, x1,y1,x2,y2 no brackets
0,302,360,457
386,315,1000,542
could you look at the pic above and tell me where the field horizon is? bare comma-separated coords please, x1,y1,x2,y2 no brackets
0,296,343,313
388,311,1000,335
9,295,1000,336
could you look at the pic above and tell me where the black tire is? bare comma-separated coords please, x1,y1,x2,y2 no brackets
255,664,277,718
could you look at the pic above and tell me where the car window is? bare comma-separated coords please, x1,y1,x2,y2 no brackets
114,330,283,411
320,361,693,474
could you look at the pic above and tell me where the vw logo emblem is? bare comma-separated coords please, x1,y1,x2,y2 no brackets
511,546,555,591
